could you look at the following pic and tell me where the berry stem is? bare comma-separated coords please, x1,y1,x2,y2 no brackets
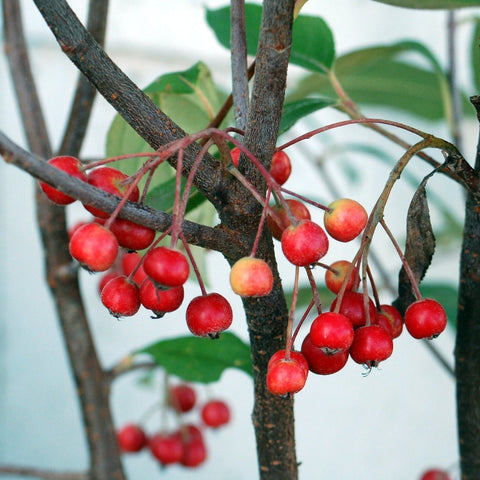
250,186,272,258
291,299,315,348
284,266,300,360
179,232,207,296
305,266,322,314
380,217,423,301
169,147,185,247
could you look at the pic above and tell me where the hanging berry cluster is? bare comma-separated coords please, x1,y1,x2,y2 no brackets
38,124,449,402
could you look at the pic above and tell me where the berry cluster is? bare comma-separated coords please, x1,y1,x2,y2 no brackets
116,381,231,469
39,130,448,403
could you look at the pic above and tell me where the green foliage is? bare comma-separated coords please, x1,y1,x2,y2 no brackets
289,40,464,122
471,18,480,93
136,332,253,383
206,4,336,72
373,0,480,8
279,98,336,135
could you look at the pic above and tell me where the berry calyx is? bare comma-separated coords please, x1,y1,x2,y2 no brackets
229,256,273,297
39,156,87,205
201,399,231,428
84,166,140,218
323,198,368,242
404,298,447,339
117,424,147,453
281,220,329,266
324,260,359,294
267,198,311,240
101,276,140,318
69,222,119,272
349,324,394,367
309,312,354,352
186,293,233,338
143,246,190,289
169,384,197,413
301,334,349,375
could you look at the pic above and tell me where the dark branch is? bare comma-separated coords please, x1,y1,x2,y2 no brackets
59,0,109,155
0,465,87,480
0,130,246,256
33,0,229,208
3,0,52,157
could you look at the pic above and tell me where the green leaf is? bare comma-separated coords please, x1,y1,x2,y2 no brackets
471,18,480,93
290,13,335,72
279,97,336,134
419,283,458,328
206,4,335,73
290,41,458,121
136,332,253,383
373,0,480,8
145,177,207,215
206,4,261,55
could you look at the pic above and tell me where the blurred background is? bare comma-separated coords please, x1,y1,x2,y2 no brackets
0,0,475,478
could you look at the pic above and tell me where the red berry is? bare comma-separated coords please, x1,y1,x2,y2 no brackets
281,220,329,266
309,312,354,351
404,298,447,339
178,424,207,468
186,293,233,338
270,150,292,185
266,357,308,396
267,198,311,241
324,260,359,294
101,276,140,318
230,147,241,166
149,432,183,465
98,271,120,295
68,220,89,240
143,246,190,289
349,324,394,367
201,399,231,428
121,252,147,285
229,256,273,297
110,218,155,251
301,334,349,375
84,167,140,218
376,304,403,339
419,468,451,480
169,384,196,413
39,156,87,205
330,291,376,329
69,222,119,272
139,279,184,317
268,350,309,378
324,198,368,242
117,424,147,453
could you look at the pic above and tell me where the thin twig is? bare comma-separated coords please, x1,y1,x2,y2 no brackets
0,466,87,480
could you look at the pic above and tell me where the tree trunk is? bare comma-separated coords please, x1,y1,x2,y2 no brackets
455,95,480,479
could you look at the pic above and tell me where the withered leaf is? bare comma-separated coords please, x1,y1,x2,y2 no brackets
393,175,436,315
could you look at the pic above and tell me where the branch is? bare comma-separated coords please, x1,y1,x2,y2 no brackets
59,0,109,155
3,0,52,156
0,465,87,480
33,0,229,207
0,130,246,256
231,0,249,130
